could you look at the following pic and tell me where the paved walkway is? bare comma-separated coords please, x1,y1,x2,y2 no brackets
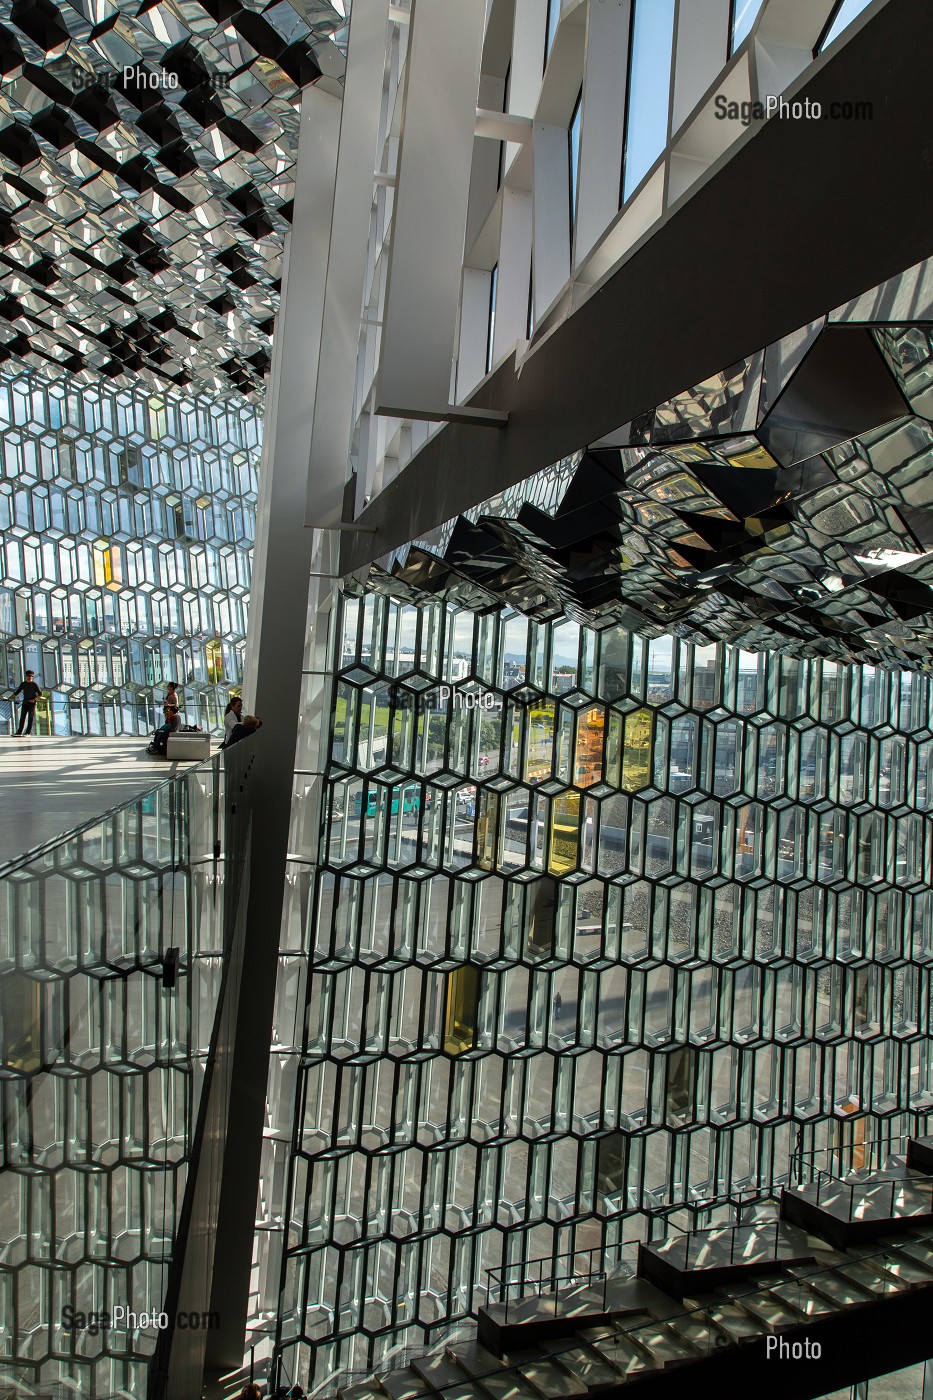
0,736,207,868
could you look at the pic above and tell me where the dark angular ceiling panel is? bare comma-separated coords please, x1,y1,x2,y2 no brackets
0,0,346,397
362,320,933,670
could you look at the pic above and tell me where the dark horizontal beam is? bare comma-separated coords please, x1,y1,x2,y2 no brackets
342,0,933,574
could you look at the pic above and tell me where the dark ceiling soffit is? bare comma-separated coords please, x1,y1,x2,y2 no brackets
341,0,933,575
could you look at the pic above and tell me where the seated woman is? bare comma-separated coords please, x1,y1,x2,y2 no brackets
224,713,262,748
222,695,243,744
147,703,181,756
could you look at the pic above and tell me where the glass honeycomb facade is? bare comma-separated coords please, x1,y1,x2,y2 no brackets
271,586,933,1386
0,750,253,1400
0,365,261,736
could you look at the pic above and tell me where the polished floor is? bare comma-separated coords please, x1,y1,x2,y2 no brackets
0,735,205,869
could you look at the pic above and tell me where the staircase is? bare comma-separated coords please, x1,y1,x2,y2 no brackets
312,1138,933,1400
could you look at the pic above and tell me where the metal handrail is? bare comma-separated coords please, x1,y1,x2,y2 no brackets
486,1242,641,1325
797,1133,911,1177
796,1171,933,1222
483,1183,791,1313
303,1326,476,1400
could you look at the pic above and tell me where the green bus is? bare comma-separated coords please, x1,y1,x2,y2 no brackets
353,785,421,818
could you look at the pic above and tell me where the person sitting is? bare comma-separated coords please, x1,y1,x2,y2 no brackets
147,703,181,756
224,713,262,748
238,1384,263,1400
223,695,243,742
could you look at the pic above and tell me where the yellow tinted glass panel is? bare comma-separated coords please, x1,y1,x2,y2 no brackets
92,541,112,587
476,791,498,871
444,966,479,1055
206,638,224,683
621,708,653,792
524,700,554,783
574,706,604,787
604,712,623,788
548,792,580,876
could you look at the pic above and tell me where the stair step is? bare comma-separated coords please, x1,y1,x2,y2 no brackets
538,1337,621,1388
578,1327,654,1377
377,1367,432,1400
410,1356,469,1388
512,1355,587,1397
444,1342,506,1376
878,1247,933,1283
806,1269,875,1307
446,1346,539,1400
665,1310,728,1354
740,1290,807,1328
833,1257,904,1295
705,1302,766,1342
338,1385,385,1400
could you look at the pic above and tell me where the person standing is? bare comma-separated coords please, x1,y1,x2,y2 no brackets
9,670,42,736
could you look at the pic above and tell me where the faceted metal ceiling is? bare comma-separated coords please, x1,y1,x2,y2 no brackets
363,313,933,670
0,0,346,397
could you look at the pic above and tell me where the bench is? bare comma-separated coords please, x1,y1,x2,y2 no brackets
166,731,211,760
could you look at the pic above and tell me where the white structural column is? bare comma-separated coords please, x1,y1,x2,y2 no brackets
245,85,341,697
506,0,546,173
492,189,532,360
573,0,631,267
670,0,729,134
458,266,494,395
532,120,570,322
466,73,506,250
376,0,489,421
665,0,729,206
304,0,392,529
